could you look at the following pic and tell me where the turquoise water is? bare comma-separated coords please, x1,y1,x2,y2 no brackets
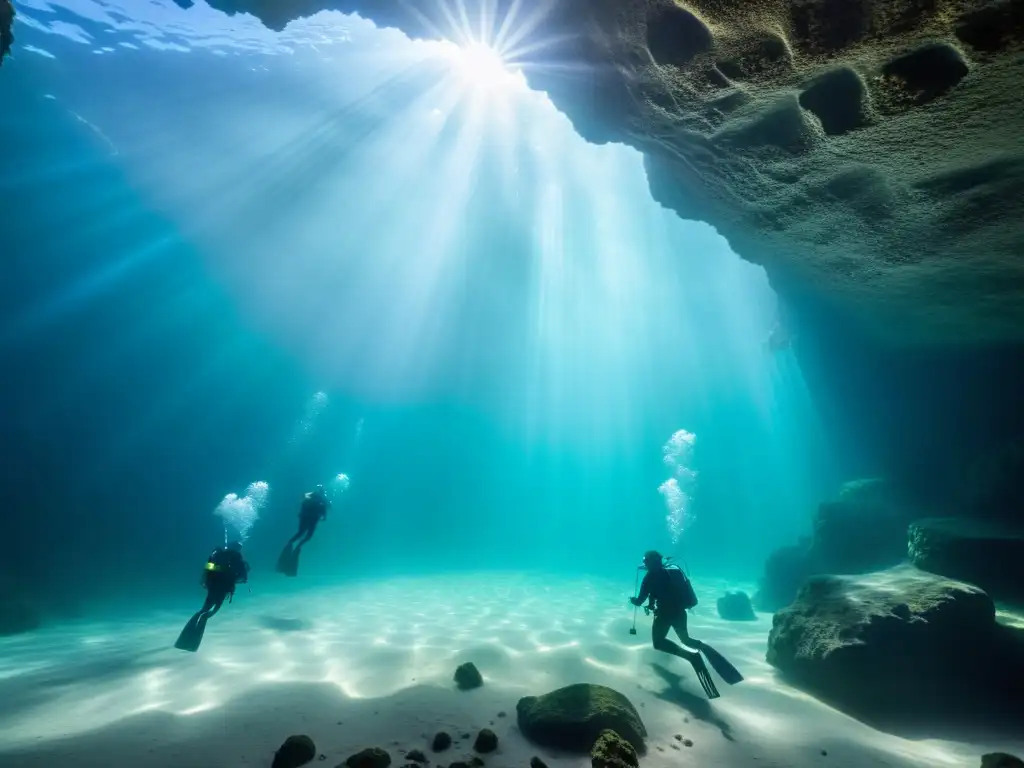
1,3,836,615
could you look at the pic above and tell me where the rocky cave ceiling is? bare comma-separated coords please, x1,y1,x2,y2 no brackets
11,0,1024,346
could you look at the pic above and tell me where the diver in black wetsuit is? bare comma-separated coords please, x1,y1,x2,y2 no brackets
631,550,741,699
288,485,330,548
174,541,249,652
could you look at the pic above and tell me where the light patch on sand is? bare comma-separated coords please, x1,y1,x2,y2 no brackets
0,574,1016,768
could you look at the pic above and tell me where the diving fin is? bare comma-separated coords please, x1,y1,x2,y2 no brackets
174,615,208,653
696,640,744,685
691,655,721,699
276,544,300,577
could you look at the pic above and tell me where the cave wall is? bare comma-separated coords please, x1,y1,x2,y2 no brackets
179,1,1024,513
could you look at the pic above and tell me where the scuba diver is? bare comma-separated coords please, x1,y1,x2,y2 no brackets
174,540,249,653
630,550,743,699
277,485,330,577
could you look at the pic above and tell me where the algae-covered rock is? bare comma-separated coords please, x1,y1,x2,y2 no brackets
765,565,1022,720
343,748,391,768
516,684,646,752
717,591,756,621
909,517,1024,602
454,662,483,690
274,735,316,768
590,730,638,768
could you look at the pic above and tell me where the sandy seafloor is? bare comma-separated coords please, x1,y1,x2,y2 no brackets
0,574,1020,767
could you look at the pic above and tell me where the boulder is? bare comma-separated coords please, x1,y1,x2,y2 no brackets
983,755,1024,768
717,591,756,621
767,565,1024,723
431,733,451,753
530,758,548,768
754,542,813,612
812,479,915,573
473,729,498,754
344,749,391,768
755,478,917,611
454,662,483,690
516,684,646,753
909,518,1024,603
404,751,427,764
274,736,316,768
590,730,638,768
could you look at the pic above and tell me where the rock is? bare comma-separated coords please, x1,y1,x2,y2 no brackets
754,542,814,612
755,478,916,611
473,730,498,754
982,755,1024,768
344,748,391,768
683,740,693,748
431,733,452,753
812,479,915,573
516,684,646,752
469,758,484,768
766,565,1024,721
405,751,427,764
590,730,638,768
273,735,317,768
530,758,548,768
0,594,41,636
909,517,1024,602
454,662,483,690
0,0,13,67
182,0,1024,351
717,591,756,621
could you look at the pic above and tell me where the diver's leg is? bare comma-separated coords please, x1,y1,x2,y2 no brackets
288,527,304,546
672,614,720,699
652,613,697,659
297,518,317,547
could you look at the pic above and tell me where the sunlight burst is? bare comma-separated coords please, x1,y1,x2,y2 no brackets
442,40,523,90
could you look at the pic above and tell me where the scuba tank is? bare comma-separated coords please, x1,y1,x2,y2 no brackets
665,562,699,610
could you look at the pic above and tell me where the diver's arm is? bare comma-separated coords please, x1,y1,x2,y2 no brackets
631,575,652,606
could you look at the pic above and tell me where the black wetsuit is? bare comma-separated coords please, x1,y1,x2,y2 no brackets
289,493,329,547
634,566,699,661
194,547,249,621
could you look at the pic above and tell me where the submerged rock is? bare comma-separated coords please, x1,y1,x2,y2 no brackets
431,733,452,753
590,730,638,768
454,662,483,690
404,751,427,764
755,478,916,611
754,542,814,612
909,517,1024,602
530,758,548,768
0,0,13,67
473,729,498,754
273,735,316,768
767,565,1024,722
344,748,391,768
982,755,1024,768
517,683,646,752
717,590,756,621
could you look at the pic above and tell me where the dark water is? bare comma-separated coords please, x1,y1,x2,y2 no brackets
0,3,838,620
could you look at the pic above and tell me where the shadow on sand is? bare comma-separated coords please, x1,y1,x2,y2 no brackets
650,663,735,741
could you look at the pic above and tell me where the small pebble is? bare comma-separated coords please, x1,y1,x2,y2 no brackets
683,717,690,723
674,735,682,741
821,750,828,757
656,747,665,753
671,744,680,751
497,712,506,718
683,739,693,748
